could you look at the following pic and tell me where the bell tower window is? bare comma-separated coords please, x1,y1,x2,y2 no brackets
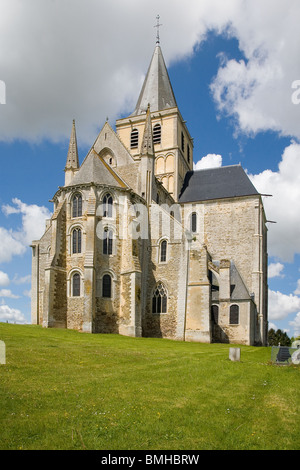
130,129,139,149
181,132,185,153
153,124,161,144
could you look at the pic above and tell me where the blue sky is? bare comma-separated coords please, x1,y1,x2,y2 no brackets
0,0,300,338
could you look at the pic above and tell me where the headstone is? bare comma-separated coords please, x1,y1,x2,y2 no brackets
291,349,300,365
0,341,5,365
229,347,240,362
276,347,291,363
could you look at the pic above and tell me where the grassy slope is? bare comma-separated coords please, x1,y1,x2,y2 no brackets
0,323,299,450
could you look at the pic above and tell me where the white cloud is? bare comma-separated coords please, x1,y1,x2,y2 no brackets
3,197,51,244
268,263,284,279
249,142,300,262
12,274,31,285
0,198,51,263
0,227,26,263
0,289,19,299
0,0,299,143
268,289,300,322
194,154,222,170
0,304,27,323
0,271,10,287
289,312,300,338
294,280,300,296
23,289,31,298
209,1,300,139
268,321,277,331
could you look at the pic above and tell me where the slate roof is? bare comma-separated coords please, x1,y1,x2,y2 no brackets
130,45,177,116
211,261,251,301
179,165,259,203
67,150,128,188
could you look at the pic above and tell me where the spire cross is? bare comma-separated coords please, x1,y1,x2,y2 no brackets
154,15,162,44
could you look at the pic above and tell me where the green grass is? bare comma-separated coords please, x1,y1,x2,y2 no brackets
0,323,299,450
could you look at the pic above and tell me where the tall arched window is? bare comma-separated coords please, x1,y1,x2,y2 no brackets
152,282,167,314
191,212,197,233
72,228,82,254
130,129,139,149
72,193,82,218
160,240,167,262
153,124,161,144
230,305,239,325
211,304,219,324
72,272,81,297
102,193,113,217
103,228,113,255
102,274,112,298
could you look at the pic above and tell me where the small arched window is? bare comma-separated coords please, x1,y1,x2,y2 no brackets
211,304,219,324
130,129,139,149
102,274,112,298
102,193,113,218
191,212,197,233
72,193,82,218
160,240,167,263
72,228,82,254
103,228,113,255
152,282,167,314
72,272,81,297
230,305,239,325
153,124,161,144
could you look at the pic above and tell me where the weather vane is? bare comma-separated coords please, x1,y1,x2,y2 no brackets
154,15,162,44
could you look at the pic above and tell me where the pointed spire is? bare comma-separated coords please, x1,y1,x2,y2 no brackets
141,104,154,156
130,44,177,117
65,119,79,170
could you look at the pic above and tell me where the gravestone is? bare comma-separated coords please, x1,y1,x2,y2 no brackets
229,347,240,362
291,349,300,365
0,341,5,364
276,347,291,363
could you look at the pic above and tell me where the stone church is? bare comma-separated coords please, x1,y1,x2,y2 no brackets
31,42,268,346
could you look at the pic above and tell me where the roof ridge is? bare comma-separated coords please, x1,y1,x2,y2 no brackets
193,163,242,173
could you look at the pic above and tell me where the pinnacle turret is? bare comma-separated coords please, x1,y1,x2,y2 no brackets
64,119,79,186
65,119,79,170
140,104,154,156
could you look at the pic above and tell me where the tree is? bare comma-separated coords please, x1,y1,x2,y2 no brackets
268,328,291,346
268,328,277,346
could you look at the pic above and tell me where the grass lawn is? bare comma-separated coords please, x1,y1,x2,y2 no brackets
0,323,299,450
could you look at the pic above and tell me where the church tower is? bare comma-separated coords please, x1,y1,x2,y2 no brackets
116,43,193,201
31,26,268,346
